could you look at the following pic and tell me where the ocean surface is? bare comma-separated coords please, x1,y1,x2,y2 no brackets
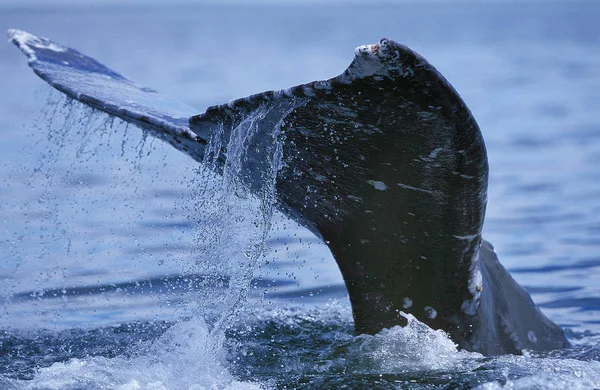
1,2,599,389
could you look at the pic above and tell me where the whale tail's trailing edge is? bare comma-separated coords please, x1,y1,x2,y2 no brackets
9,29,570,355
7,29,206,163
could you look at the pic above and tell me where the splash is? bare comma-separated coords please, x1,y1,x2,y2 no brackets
6,83,598,390
1,92,296,388
1,319,266,390
313,312,480,375
350,313,477,373
1,91,123,324
180,99,307,341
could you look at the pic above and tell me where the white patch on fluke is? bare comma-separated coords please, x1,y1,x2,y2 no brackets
424,306,438,319
458,235,483,316
428,147,445,159
453,233,480,241
347,194,362,202
8,29,66,62
302,85,316,97
313,172,328,182
452,171,475,179
397,182,433,194
527,330,538,343
367,180,388,191
501,315,523,351
345,44,389,80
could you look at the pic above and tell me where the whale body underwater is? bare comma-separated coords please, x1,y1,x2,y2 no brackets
9,29,570,356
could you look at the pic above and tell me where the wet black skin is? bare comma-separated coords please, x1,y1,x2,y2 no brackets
192,40,569,354
11,31,570,355
275,74,488,338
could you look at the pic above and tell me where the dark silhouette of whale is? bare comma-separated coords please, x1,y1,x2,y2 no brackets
9,29,570,355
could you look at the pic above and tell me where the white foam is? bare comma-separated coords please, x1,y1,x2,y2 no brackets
474,375,589,390
11,318,266,390
473,356,600,390
330,313,480,374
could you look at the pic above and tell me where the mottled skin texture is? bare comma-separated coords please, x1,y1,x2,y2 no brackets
11,31,570,355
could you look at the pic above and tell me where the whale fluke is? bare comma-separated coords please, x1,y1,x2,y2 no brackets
9,29,570,355
7,29,204,162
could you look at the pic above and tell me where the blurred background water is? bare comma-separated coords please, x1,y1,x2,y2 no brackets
0,1,599,389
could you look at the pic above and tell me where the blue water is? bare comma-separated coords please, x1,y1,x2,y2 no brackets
1,2,599,389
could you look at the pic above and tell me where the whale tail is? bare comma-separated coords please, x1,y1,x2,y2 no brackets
9,29,569,355
7,29,205,162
